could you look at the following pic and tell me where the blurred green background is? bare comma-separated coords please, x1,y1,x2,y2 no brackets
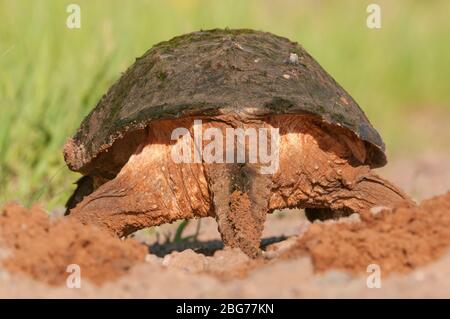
0,0,449,209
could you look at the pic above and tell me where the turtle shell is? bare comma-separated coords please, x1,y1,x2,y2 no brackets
64,28,386,175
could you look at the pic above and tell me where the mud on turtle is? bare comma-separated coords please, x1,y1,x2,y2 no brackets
64,29,412,257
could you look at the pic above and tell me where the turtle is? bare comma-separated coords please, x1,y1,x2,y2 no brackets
64,29,413,258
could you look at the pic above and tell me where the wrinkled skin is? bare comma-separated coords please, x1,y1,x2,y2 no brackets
68,115,413,257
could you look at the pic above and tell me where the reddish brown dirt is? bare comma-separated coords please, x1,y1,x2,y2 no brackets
1,191,445,288
0,203,147,286
282,191,450,275
0,188,449,297
0,170,449,297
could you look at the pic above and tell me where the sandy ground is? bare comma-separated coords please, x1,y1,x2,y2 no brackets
1,152,450,298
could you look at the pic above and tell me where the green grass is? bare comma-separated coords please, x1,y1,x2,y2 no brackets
0,0,449,208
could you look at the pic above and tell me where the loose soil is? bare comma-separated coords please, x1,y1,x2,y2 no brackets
0,154,449,297
0,204,146,286
282,191,450,274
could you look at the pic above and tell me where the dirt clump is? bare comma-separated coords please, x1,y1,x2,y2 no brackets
283,191,450,274
160,247,260,280
0,203,147,286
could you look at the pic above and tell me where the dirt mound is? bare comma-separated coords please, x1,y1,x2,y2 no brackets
1,191,450,290
0,203,147,286
283,191,450,274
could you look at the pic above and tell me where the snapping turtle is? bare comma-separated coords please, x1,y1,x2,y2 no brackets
64,29,412,257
